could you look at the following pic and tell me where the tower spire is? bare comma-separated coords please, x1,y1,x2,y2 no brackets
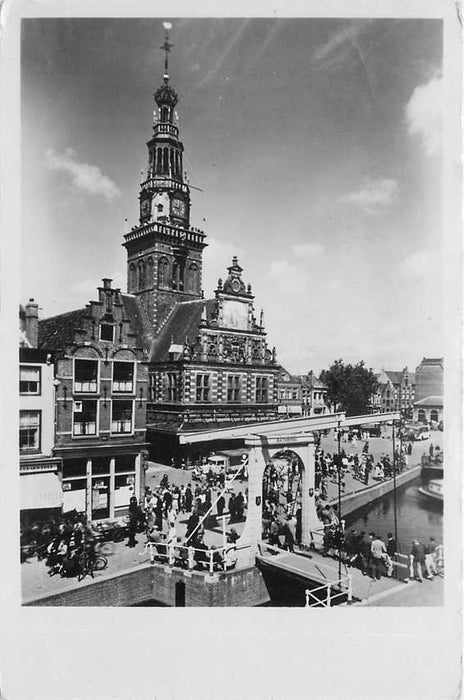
161,23,173,79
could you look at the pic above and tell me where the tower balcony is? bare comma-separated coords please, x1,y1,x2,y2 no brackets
141,176,189,194
123,220,207,247
153,122,179,138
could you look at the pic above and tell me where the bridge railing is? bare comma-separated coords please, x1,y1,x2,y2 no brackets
257,540,352,607
141,540,250,575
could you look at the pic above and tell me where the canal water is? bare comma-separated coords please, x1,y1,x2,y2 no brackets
344,474,443,553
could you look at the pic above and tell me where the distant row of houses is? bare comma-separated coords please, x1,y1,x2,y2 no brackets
370,359,444,424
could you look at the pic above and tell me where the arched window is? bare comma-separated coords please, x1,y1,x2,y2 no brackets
163,148,169,173
430,409,438,423
175,151,179,175
172,261,179,290
156,148,162,173
418,409,426,424
146,258,154,288
137,261,145,290
158,257,169,288
129,263,136,292
187,263,199,294
170,149,175,175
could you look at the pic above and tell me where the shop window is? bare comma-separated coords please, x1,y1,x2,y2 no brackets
19,410,41,453
111,400,133,434
113,361,134,393
256,377,268,403
74,359,98,393
100,324,114,342
92,457,111,475
115,455,136,473
195,374,210,402
19,366,41,395
63,459,87,479
73,400,97,436
62,478,87,514
227,375,241,403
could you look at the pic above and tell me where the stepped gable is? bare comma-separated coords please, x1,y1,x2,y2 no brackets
120,294,153,351
149,298,216,362
38,308,89,351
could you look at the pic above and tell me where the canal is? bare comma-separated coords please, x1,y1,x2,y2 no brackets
344,473,443,553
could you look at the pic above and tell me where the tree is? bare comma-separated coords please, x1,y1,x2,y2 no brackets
320,359,378,417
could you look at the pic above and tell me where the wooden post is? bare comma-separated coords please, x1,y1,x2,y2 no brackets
188,546,194,570
305,588,310,608
347,574,353,603
326,585,331,607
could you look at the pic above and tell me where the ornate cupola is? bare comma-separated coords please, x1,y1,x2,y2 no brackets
222,256,247,296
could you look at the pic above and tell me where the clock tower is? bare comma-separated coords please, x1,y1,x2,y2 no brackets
123,29,207,333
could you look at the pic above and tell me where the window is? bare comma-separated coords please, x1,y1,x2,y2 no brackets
111,400,133,434
100,324,114,342
187,263,199,294
196,374,210,403
292,390,298,400
112,362,134,393
164,373,178,402
115,455,136,473
256,377,268,403
74,359,98,393
227,375,241,403
73,400,97,436
158,257,170,288
20,366,41,394
19,411,41,452
138,261,145,290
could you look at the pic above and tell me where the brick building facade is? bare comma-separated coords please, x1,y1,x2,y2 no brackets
37,279,149,520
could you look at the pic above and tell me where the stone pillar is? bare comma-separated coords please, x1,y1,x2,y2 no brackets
300,436,320,546
236,436,267,566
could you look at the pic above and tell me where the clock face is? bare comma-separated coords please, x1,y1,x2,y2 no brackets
171,197,186,219
231,278,241,293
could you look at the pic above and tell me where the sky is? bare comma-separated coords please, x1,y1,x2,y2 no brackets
21,18,444,374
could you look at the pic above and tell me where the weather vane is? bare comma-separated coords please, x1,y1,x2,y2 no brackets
161,21,173,76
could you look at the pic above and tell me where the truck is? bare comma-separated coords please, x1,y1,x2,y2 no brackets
204,449,249,480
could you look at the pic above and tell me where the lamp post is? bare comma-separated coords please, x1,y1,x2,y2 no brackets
392,420,398,552
337,417,342,581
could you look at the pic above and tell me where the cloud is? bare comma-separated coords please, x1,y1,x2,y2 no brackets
269,259,309,296
314,20,373,63
340,177,398,215
405,74,442,157
45,148,121,201
399,251,434,278
292,242,324,259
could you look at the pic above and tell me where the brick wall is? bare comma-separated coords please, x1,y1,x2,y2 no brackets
24,563,271,607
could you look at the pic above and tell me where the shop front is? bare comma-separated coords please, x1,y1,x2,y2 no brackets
59,448,145,522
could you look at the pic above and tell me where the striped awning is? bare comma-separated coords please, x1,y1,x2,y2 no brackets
21,473,63,510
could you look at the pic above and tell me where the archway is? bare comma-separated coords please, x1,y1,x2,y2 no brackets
237,433,319,566
430,409,438,423
262,450,304,545
418,409,426,423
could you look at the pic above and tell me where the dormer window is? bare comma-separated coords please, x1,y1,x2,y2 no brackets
100,324,114,342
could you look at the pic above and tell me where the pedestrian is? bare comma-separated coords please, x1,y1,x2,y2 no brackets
228,493,236,522
283,517,295,552
216,494,225,517
184,483,193,513
370,534,387,580
364,461,372,485
410,539,426,581
357,531,371,575
425,537,438,578
126,496,139,548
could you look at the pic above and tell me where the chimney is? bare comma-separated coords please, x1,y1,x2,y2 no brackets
25,298,39,348
102,278,112,289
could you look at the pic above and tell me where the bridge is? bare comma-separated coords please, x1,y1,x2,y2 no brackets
180,411,401,569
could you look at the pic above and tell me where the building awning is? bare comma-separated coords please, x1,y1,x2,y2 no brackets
21,473,63,511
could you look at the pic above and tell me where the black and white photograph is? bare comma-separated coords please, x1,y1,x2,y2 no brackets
1,2,462,699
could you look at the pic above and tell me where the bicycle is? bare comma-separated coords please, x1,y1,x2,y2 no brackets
77,551,108,581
